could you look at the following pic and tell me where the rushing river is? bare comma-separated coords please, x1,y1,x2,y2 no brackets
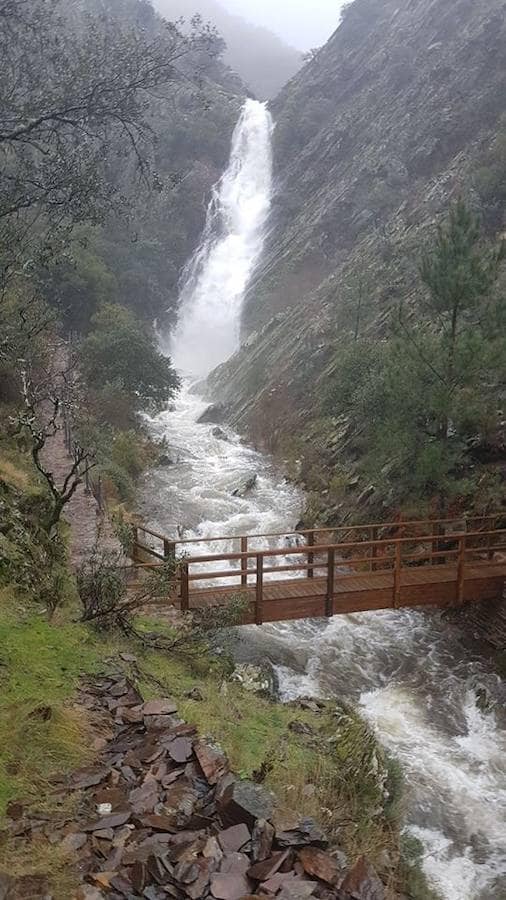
141,99,506,900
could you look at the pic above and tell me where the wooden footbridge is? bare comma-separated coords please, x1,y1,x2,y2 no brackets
130,513,506,625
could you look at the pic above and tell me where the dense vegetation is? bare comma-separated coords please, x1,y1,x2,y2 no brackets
324,201,506,512
0,0,244,531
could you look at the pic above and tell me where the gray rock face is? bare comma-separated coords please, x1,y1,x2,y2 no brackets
208,0,506,489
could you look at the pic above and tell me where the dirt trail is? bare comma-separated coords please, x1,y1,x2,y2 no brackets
41,424,121,568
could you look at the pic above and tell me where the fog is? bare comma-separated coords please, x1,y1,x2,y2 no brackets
220,0,346,50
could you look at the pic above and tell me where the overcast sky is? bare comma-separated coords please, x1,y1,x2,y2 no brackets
220,0,346,51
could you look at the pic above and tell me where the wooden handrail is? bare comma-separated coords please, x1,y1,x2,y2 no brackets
135,512,503,548
178,528,506,565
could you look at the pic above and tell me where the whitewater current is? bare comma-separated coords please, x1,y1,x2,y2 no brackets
142,99,506,899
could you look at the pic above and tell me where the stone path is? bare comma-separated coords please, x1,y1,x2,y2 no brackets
1,670,390,900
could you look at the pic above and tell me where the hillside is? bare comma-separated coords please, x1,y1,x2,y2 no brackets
209,0,506,522
155,0,303,98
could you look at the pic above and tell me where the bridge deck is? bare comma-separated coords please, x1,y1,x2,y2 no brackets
185,562,506,622
131,515,506,624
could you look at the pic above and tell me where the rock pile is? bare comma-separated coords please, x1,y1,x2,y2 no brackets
2,673,387,900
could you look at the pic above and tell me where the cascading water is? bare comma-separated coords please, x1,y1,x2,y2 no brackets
170,98,274,377
142,98,506,900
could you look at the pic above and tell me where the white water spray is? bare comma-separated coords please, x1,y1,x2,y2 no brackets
170,99,273,377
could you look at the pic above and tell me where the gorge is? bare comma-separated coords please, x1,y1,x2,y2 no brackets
139,94,506,900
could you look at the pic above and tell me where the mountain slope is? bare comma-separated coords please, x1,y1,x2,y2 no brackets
154,0,303,98
209,0,506,517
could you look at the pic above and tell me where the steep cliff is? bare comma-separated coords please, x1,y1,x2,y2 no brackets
209,0,506,520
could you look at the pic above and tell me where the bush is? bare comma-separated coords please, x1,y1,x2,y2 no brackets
80,304,180,416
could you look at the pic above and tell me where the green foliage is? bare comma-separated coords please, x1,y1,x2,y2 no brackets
419,199,504,323
325,201,506,507
80,304,180,415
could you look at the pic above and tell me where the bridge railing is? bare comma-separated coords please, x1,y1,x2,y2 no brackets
131,512,505,570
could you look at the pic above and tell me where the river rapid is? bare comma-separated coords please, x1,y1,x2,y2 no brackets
141,99,506,900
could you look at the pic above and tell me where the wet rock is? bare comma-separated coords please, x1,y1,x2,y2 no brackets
275,817,328,849
218,823,251,853
251,818,275,861
212,427,229,441
231,475,258,497
83,811,131,832
197,404,227,424
247,849,290,881
219,780,275,828
61,831,88,852
142,699,178,716
339,856,385,899
210,872,252,900
230,664,274,695
158,454,175,466
298,847,341,885
69,766,110,790
194,739,229,785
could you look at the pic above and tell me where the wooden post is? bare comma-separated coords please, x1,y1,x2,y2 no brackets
457,535,466,605
307,530,315,579
255,554,264,625
371,527,378,572
241,536,248,586
180,561,190,612
326,548,335,617
393,541,401,608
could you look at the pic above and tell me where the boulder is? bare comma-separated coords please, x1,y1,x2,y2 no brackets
230,664,274,696
219,780,275,829
197,404,227,424
231,475,257,497
339,856,385,899
212,426,229,441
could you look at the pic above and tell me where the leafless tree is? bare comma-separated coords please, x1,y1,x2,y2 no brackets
11,347,96,534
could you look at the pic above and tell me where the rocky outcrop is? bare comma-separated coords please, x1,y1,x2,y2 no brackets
1,673,394,900
209,0,506,496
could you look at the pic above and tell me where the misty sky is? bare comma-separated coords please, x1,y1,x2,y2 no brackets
220,0,346,51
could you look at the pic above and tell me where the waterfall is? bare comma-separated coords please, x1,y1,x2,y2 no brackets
170,98,273,377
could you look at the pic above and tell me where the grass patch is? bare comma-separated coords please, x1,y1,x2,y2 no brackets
0,592,105,813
